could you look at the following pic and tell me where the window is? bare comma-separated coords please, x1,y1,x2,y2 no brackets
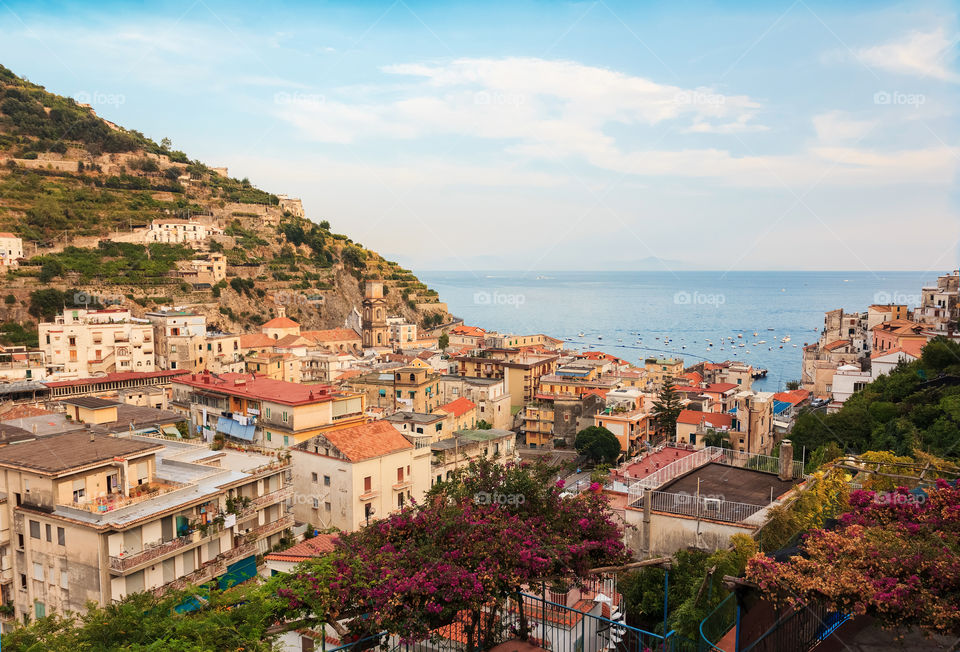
435,423,442,432
312,498,319,509
29,520,40,539
398,493,405,508
283,435,289,446
32,563,43,581
60,570,68,589
265,407,271,419
379,389,386,397
45,524,51,542
281,411,289,423
363,476,372,492
170,345,177,353
397,467,404,482
323,475,331,487
266,432,272,442
57,527,65,546
325,501,331,512
34,601,45,619
19,574,26,590
311,472,318,483
395,390,401,398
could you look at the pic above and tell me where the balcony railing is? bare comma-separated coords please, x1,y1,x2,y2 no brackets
110,533,195,572
150,542,257,596
243,515,293,540
238,486,293,517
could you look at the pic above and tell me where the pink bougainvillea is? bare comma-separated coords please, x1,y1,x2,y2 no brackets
746,480,960,634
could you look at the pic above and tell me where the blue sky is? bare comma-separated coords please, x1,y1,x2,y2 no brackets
1,0,958,272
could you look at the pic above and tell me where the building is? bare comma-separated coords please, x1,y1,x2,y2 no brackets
728,391,775,454
0,232,23,267
42,370,188,402
145,310,205,372
348,366,441,414
264,532,337,575
177,252,226,286
429,429,516,486
145,219,222,243
361,282,389,349
523,391,606,449
39,309,155,379
437,375,512,430
644,358,683,387
829,365,874,408
386,317,418,348
300,328,362,353
675,410,734,448
290,420,431,531
870,341,923,379
384,411,451,443
433,397,478,432
916,271,959,332
871,319,928,356
0,346,46,382
446,325,487,350
594,396,652,456
171,372,365,450
244,352,301,383
0,432,292,622
454,352,559,408
261,317,301,341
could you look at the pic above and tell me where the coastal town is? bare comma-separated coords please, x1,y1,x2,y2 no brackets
0,203,957,647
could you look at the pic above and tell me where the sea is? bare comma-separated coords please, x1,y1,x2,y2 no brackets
416,270,938,392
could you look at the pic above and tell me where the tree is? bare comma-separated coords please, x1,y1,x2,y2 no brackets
652,379,683,441
574,425,621,464
160,136,172,150
475,419,492,430
702,428,731,449
438,332,449,349
785,379,801,390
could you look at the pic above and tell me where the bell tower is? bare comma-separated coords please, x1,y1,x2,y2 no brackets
362,281,388,348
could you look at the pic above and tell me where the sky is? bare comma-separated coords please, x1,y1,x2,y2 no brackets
1,0,958,273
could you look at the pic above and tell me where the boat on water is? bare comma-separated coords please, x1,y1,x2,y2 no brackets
738,343,745,348
597,336,603,340
737,334,743,339
781,335,791,343
757,340,766,344
753,332,758,336
578,332,585,337
767,328,775,330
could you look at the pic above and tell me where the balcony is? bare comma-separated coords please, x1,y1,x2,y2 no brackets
359,489,380,501
392,479,412,491
110,533,196,572
237,486,293,517
150,542,257,596
242,515,293,541
68,480,184,514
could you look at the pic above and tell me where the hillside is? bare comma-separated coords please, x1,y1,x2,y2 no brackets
0,65,447,341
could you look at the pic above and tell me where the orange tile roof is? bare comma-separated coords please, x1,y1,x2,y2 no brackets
772,389,810,405
436,397,476,417
679,371,703,385
582,388,609,399
274,334,309,347
451,325,485,337
240,333,276,349
677,409,733,428
823,339,851,351
0,232,17,239
301,328,361,343
702,383,738,394
173,372,337,406
0,404,53,420
319,420,412,462
262,317,300,329
264,533,339,562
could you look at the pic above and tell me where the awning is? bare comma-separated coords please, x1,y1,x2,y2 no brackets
162,425,182,438
216,416,255,441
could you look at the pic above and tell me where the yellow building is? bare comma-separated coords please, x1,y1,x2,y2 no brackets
348,366,441,414
454,353,558,408
644,357,683,387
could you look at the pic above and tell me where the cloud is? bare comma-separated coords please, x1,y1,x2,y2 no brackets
812,111,878,142
856,28,960,82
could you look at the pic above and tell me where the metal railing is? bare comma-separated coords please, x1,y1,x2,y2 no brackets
324,592,697,652
699,592,736,652
628,447,804,506
635,491,769,524
740,603,851,652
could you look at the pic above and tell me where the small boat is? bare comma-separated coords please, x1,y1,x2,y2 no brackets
753,332,758,336
598,336,603,340
793,344,798,347
737,334,743,339
781,336,791,343
767,328,775,331
738,343,745,348
758,340,766,344
578,332,585,337
681,345,686,349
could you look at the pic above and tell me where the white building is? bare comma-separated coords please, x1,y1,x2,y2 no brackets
829,364,873,408
39,309,155,379
146,220,222,244
0,232,23,268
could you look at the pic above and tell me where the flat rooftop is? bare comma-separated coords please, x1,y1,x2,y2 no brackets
660,462,800,505
0,432,163,475
623,447,696,481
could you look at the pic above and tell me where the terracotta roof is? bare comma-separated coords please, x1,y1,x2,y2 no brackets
871,341,924,360
436,397,476,417
823,339,851,351
676,410,733,428
702,383,738,394
239,333,276,349
679,371,703,385
262,317,300,329
301,328,361,343
173,372,337,406
451,325,485,337
274,334,309,348
318,420,412,462
0,232,18,239
43,370,187,389
582,388,609,399
0,404,53,420
264,533,339,562
772,389,810,405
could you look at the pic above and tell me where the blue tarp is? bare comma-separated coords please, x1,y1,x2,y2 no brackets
216,416,255,441
773,400,792,415
219,555,257,590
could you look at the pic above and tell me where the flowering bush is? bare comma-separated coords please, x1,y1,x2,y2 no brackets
282,459,628,645
746,480,960,634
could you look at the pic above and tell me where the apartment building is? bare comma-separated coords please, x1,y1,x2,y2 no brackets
39,309,155,379
644,358,683,387
386,317,418,348
454,352,559,408
177,252,227,286
522,391,606,449
171,372,365,450
146,219,222,243
0,432,291,625
348,366,441,414
675,410,734,448
245,352,301,383
430,429,516,486
437,375,512,430
0,347,46,383
729,391,776,454
146,310,205,372
290,420,431,531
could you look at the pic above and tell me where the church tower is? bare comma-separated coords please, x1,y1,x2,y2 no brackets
362,281,388,348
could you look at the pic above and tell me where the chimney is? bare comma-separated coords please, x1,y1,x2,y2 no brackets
779,439,793,481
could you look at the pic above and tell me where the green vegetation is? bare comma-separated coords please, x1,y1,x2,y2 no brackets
791,337,960,461
0,321,37,347
574,425,621,463
25,242,194,284
651,379,682,439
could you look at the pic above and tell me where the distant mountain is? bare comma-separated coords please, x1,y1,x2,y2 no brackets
0,64,445,333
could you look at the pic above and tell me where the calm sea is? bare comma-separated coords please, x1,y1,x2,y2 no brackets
416,270,936,391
